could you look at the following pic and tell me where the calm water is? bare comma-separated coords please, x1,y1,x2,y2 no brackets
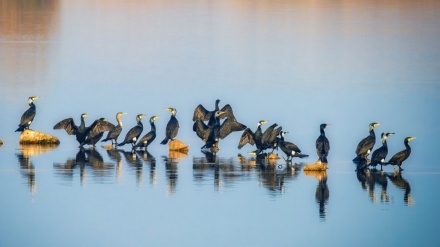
1,0,440,246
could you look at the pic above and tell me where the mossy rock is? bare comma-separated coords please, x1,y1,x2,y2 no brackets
303,160,327,171
169,139,189,154
19,129,60,145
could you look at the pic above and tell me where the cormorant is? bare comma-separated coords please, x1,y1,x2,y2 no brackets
16,96,39,132
80,118,115,148
237,120,268,149
134,116,159,150
193,111,224,149
368,132,394,169
258,123,282,154
385,137,416,170
278,131,308,161
316,124,330,163
53,113,88,144
161,108,179,145
193,99,221,124
101,112,127,146
353,122,381,163
118,114,145,148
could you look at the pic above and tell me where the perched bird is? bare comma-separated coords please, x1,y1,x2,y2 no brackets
368,132,394,169
161,108,179,145
101,112,127,146
193,111,225,149
53,113,88,144
193,99,221,124
16,96,39,132
316,124,330,163
278,131,308,161
385,137,416,170
118,114,145,148
134,116,159,150
353,122,381,163
258,123,282,154
80,118,115,148
237,120,268,149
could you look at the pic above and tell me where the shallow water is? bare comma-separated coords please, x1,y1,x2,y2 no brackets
1,0,440,246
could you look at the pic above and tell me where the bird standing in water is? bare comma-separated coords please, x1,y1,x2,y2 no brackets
278,131,308,161
16,96,39,132
53,113,88,144
385,137,416,170
161,108,179,145
118,114,145,148
135,116,159,150
368,132,394,169
316,124,330,163
238,120,268,150
80,118,115,148
353,122,381,163
101,112,127,146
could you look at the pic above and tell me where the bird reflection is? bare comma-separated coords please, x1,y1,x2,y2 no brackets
163,155,180,195
304,171,329,220
356,168,390,204
17,144,58,195
53,148,113,186
387,169,413,205
106,149,123,183
137,150,157,187
119,150,143,188
257,159,299,195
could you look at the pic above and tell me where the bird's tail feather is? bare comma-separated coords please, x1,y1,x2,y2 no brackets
160,138,168,145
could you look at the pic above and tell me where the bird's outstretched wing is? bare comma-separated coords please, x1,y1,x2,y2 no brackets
53,118,78,135
193,104,212,121
219,118,246,139
238,128,255,149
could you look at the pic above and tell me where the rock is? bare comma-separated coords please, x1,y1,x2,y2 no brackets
19,129,60,145
303,160,327,171
0,139,3,145
169,139,189,154
168,150,187,159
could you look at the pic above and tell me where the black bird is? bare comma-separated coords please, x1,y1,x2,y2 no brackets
193,99,221,124
80,118,115,148
161,108,179,145
53,113,88,144
193,111,225,149
134,116,159,150
316,123,330,163
353,122,381,163
16,96,39,132
368,132,394,169
238,120,268,149
385,137,416,170
101,112,127,146
258,123,282,154
118,114,145,148
278,131,308,161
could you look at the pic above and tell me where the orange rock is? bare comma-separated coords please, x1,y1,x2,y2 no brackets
169,139,189,153
19,129,60,145
303,160,327,171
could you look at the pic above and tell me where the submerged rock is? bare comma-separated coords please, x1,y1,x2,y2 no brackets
19,129,60,145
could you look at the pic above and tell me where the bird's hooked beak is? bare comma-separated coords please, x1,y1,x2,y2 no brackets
258,120,268,126
408,137,416,141
152,116,159,121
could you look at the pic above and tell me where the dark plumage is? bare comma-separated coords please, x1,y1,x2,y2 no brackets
353,122,381,163
134,116,159,150
316,124,330,163
193,111,224,149
161,108,179,145
278,131,308,161
53,113,88,144
80,118,115,148
16,96,39,132
237,120,268,149
193,99,221,124
368,132,394,169
385,137,415,170
258,123,282,154
118,114,145,148
101,112,127,145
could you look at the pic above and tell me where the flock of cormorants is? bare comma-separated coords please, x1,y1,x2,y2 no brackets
14,96,415,170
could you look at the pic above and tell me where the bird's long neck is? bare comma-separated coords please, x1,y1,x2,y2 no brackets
116,115,123,127
29,101,35,109
150,121,156,132
138,119,143,127
80,117,85,128
369,128,375,140
382,138,388,149
320,127,325,136
404,140,411,152
215,101,220,111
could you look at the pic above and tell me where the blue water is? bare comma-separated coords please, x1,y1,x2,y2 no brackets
1,0,440,246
